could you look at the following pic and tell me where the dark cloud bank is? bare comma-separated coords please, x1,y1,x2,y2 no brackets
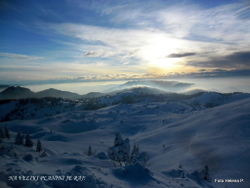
187,51,250,69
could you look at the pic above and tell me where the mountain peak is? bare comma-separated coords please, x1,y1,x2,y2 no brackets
0,86,34,99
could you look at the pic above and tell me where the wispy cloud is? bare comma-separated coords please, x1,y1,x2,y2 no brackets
84,49,105,57
168,52,196,58
44,2,250,65
1,0,250,84
0,53,43,60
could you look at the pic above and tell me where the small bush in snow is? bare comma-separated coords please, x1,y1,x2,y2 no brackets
40,149,48,157
23,154,34,161
95,152,108,160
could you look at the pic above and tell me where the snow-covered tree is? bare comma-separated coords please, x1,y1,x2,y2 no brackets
25,133,33,147
108,132,149,167
15,132,23,145
36,139,42,152
181,171,186,178
108,147,121,167
0,128,5,139
108,132,130,166
130,143,140,163
117,138,130,162
4,126,10,139
137,152,149,166
114,132,123,146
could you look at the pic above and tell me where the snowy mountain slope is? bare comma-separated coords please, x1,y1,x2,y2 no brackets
187,92,250,108
1,90,250,122
131,98,250,187
0,91,250,187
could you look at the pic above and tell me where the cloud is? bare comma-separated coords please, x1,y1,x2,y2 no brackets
0,53,43,60
183,69,250,78
187,51,250,69
168,52,196,58
45,2,250,65
84,49,105,57
76,76,85,80
83,49,118,58
155,4,250,45
2,0,250,85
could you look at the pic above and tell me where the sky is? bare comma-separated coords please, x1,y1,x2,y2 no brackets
0,0,250,85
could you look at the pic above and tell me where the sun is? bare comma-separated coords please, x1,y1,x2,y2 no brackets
149,58,181,69
137,34,185,69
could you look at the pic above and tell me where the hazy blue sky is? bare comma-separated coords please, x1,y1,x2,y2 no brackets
0,0,250,84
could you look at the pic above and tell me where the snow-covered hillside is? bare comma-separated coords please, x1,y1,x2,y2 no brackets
0,89,249,188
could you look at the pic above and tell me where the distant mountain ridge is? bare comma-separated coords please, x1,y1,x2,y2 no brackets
1,82,249,101
0,86,80,100
36,88,80,99
0,85,172,100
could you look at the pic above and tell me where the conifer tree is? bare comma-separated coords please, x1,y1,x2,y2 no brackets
36,139,42,152
25,133,33,147
15,132,23,145
4,126,10,139
0,128,5,139
20,134,24,145
202,165,211,182
87,145,93,156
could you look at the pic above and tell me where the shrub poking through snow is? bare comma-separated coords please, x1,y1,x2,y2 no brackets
40,149,48,157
